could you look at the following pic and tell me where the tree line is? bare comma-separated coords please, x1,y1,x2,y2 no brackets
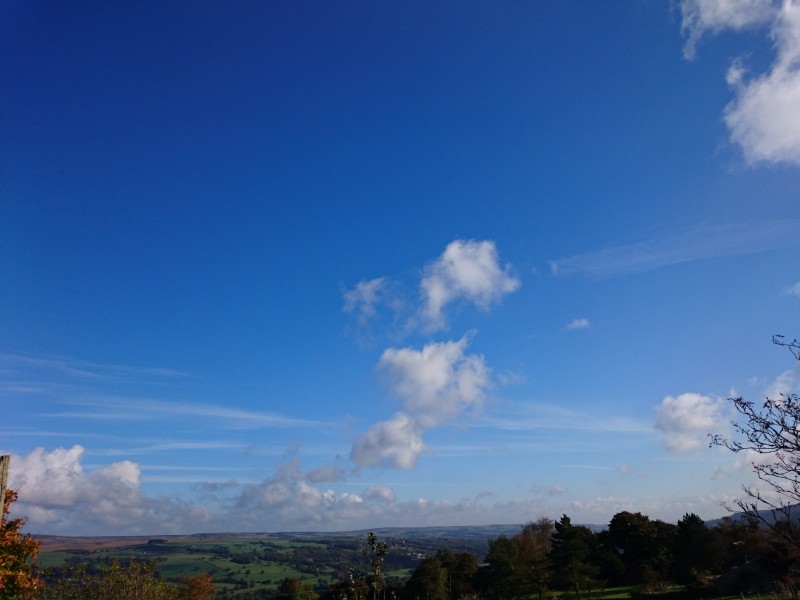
313,510,798,600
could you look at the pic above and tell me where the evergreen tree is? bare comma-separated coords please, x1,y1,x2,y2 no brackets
478,535,520,600
403,557,447,600
672,513,720,585
548,515,598,599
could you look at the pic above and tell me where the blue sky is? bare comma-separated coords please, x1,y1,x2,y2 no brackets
2,0,800,535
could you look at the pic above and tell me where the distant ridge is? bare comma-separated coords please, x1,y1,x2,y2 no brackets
270,524,525,540
45,512,784,550
704,503,800,528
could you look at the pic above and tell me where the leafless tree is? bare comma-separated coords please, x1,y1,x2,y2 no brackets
710,335,800,550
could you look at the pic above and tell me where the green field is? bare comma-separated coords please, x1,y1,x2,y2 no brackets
38,533,412,596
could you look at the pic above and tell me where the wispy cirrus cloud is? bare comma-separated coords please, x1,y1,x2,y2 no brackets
550,221,799,279
41,396,327,429
481,403,652,435
0,352,194,384
1,354,327,430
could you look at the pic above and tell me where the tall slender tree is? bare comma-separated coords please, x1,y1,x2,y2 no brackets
363,532,388,600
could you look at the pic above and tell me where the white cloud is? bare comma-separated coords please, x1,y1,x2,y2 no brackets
566,318,590,331
681,0,779,59
378,335,489,428
420,240,519,330
343,240,518,337
7,446,211,535
681,0,800,166
5,445,740,534
654,393,727,452
231,459,400,530
350,412,427,470
763,368,800,399
351,335,490,471
550,221,800,279
362,484,396,503
787,281,800,296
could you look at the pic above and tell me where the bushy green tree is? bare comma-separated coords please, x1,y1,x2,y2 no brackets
600,511,674,588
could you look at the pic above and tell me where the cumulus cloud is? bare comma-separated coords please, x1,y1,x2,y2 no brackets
654,393,727,451
232,459,369,530
379,335,489,427
7,446,211,535
306,463,347,483
4,445,739,534
362,484,396,503
351,336,490,471
420,240,519,330
351,412,427,470
343,240,518,338
566,318,590,331
681,0,800,166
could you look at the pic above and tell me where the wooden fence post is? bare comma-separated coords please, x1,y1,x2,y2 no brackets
0,454,9,515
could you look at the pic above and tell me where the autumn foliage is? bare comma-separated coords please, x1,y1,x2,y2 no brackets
0,489,42,600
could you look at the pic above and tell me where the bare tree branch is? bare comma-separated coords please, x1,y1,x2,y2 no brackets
710,335,800,550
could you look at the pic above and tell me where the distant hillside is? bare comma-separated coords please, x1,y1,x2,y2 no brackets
705,503,800,528
272,524,524,540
